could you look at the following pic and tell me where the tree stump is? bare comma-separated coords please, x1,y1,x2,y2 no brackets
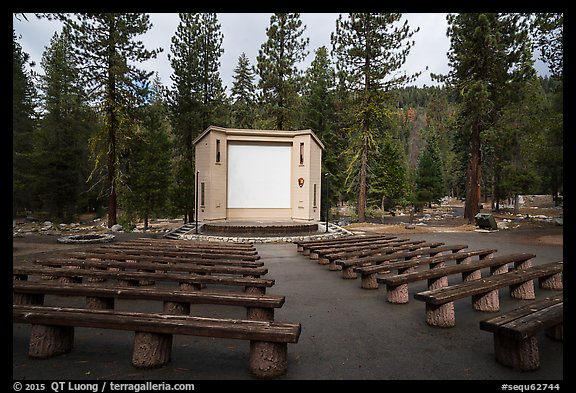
249,341,288,379
132,332,172,368
494,334,540,371
539,273,563,290
86,296,114,310
425,302,456,327
361,273,378,289
29,324,74,358
386,283,409,304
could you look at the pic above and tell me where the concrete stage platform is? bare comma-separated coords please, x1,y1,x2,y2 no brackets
200,220,322,237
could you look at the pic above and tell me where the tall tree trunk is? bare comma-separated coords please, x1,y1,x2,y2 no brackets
358,136,368,222
107,121,117,228
464,125,481,223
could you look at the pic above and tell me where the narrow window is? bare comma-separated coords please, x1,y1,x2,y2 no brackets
216,139,221,163
313,184,317,208
200,182,205,207
299,142,304,165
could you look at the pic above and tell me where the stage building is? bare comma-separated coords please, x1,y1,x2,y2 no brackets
193,126,324,223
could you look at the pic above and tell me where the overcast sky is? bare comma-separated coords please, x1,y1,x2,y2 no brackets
13,13,549,93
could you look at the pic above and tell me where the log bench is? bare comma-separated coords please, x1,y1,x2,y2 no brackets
61,251,265,267
479,293,563,371
356,248,497,290
324,240,431,273
13,280,284,321
35,257,268,281
335,243,460,279
14,266,275,295
118,238,257,251
13,304,301,378
306,237,404,260
296,234,395,254
77,246,261,261
314,238,417,265
413,261,563,327
378,252,529,304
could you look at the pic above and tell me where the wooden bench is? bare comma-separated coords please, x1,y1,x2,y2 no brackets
335,243,459,279
13,304,301,378
413,261,563,327
14,266,275,295
314,238,415,264
306,236,403,260
296,234,395,254
61,251,265,267
13,280,284,321
356,248,497,290
378,252,529,304
78,246,261,261
479,293,563,371
119,238,256,251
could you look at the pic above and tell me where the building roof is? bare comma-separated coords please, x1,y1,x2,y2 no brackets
193,125,325,150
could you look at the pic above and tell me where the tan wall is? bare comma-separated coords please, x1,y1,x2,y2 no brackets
309,139,323,221
227,208,292,220
195,126,324,222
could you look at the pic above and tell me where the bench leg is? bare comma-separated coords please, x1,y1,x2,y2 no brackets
493,333,540,371
472,290,500,312
386,284,408,304
328,261,341,271
132,332,172,368
425,302,455,327
539,272,563,290
509,280,535,300
249,341,288,379
318,256,329,265
361,273,378,289
29,324,74,358
86,296,114,310
309,251,319,260
163,301,190,315
545,324,563,341
14,293,44,305
341,266,357,279
247,307,274,321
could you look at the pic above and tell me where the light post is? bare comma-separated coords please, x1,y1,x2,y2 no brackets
195,170,199,234
324,173,329,233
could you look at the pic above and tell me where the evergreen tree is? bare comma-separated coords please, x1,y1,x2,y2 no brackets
256,13,309,130
64,13,162,227
367,132,408,214
168,13,226,222
529,13,563,80
302,45,342,212
121,76,172,230
331,13,422,221
439,13,535,222
230,52,257,128
415,129,444,208
33,27,96,222
13,29,38,218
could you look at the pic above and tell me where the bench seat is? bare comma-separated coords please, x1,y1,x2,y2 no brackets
356,248,497,289
13,280,284,320
377,252,531,303
13,304,301,378
413,261,563,327
335,243,461,279
479,293,563,371
14,266,275,294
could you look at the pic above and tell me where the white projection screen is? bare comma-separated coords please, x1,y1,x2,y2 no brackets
227,143,291,208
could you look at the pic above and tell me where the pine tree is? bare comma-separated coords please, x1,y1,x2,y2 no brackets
64,13,162,227
168,13,226,222
230,52,257,128
331,13,422,222
121,76,172,230
415,130,444,208
13,29,38,218
33,27,97,222
441,13,535,222
256,13,309,130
